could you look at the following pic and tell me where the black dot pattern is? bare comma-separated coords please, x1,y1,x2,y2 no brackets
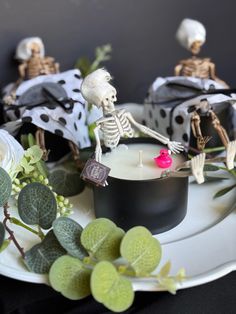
40,114,49,123
175,115,184,124
166,127,173,136
74,122,78,131
54,129,64,137
73,89,80,93
160,109,166,118
78,112,82,120
22,116,32,123
182,133,189,142
74,74,81,79
59,117,67,125
47,104,57,110
57,80,66,85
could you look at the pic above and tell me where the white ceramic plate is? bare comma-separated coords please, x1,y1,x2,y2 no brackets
0,175,236,291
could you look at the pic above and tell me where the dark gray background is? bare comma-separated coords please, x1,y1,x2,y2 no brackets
0,0,235,102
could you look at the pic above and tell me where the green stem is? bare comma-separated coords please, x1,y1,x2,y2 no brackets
37,226,45,240
203,146,225,153
10,217,44,240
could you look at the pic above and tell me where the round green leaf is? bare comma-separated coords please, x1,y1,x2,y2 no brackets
49,170,85,197
120,226,162,275
81,218,124,261
25,230,66,274
53,217,87,259
0,167,12,207
18,182,57,229
0,222,5,248
49,255,91,300
91,261,134,312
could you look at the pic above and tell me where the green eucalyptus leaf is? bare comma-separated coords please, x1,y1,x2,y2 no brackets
28,133,36,147
25,230,66,274
0,222,5,247
0,167,12,207
18,182,57,229
203,164,220,171
49,255,91,300
49,170,85,197
25,145,43,164
159,261,171,278
36,159,49,178
53,217,87,259
20,157,34,174
20,134,29,149
0,239,10,253
120,226,162,275
81,218,124,261
214,184,236,199
75,57,91,77
158,277,177,295
91,261,134,312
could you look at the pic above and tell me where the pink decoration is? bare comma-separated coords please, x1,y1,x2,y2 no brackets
154,149,172,168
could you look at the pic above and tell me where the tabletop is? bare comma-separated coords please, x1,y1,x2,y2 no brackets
1,272,236,314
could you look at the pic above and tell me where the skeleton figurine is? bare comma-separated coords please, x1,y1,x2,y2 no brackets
163,138,236,184
175,18,228,87
191,99,230,151
16,37,59,81
81,69,184,165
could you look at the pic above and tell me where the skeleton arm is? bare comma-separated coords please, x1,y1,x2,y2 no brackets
125,112,184,153
18,62,27,80
174,64,183,76
93,123,102,163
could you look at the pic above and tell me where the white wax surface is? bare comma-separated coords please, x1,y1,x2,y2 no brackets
101,143,185,181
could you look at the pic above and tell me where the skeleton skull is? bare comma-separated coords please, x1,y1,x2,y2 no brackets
101,86,117,113
15,37,45,61
81,69,117,113
176,18,206,54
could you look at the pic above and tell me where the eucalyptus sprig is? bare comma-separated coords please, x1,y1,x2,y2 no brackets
75,44,112,78
21,216,185,312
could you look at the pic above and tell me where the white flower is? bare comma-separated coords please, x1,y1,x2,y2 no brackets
0,130,24,179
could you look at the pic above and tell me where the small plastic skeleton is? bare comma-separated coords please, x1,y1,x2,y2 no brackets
175,19,228,87
162,140,236,184
191,99,230,151
16,37,59,81
81,69,184,163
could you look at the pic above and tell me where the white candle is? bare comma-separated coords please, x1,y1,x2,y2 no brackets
101,143,185,181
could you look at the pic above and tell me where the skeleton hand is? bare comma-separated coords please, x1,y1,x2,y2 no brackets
167,141,184,154
191,153,206,184
226,140,236,170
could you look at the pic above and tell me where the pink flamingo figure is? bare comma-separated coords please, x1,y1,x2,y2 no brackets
154,149,173,168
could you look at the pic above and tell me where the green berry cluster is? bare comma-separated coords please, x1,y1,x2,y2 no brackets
13,171,73,217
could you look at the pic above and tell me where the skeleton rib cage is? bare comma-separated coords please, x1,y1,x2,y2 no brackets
99,109,134,148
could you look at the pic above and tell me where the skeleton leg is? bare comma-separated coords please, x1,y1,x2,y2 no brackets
126,112,184,153
209,110,229,148
226,140,236,170
163,153,206,184
68,140,83,169
191,111,211,151
190,153,206,184
35,127,49,161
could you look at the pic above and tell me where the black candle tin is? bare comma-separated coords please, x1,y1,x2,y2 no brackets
93,138,188,234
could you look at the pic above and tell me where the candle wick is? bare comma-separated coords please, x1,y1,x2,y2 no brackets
138,150,143,168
